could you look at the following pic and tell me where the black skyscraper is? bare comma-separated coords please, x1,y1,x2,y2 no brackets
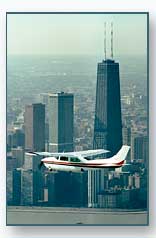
93,59,122,155
89,59,122,208
88,23,123,207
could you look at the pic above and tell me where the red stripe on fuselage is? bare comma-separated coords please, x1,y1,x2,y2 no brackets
43,160,124,168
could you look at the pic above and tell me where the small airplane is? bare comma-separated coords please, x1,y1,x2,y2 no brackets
27,145,130,173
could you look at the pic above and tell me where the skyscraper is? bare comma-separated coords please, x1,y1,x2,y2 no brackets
131,135,148,164
39,93,49,123
122,126,131,162
93,59,122,154
24,103,45,152
11,146,24,168
88,24,122,207
12,168,22,205
47,171,88,207
48,92,74,152
39,93,50,149
7,128,25,149
122,127,131,148
21,169,43,206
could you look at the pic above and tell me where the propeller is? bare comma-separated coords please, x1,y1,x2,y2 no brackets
38,161,44,170
27,151,38,156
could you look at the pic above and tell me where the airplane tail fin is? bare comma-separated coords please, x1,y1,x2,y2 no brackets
114,145,130,162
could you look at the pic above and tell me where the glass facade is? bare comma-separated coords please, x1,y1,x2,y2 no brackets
89,59,122,208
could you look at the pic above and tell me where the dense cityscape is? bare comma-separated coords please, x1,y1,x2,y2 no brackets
7,53,148,210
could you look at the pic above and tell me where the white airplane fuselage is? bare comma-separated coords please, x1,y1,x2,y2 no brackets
41,154,125,173
30,145,130,173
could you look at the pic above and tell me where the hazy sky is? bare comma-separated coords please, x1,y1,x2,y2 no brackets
7,13,147,56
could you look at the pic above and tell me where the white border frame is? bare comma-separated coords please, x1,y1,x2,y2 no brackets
0,0,155,237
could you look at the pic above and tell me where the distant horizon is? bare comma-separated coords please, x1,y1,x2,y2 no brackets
7,13,147,56
7,53,147,57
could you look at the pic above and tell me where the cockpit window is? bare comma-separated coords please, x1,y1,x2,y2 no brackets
84,157,92,160
60,156,68,161
70,157,81,163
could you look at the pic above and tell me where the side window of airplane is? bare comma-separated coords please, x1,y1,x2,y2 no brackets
70,157,81,163
60,156,68,161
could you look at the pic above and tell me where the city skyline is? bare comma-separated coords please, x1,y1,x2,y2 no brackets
7,13,148,225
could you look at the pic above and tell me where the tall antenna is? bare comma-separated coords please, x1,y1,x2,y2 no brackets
104,22,107,60
111,22,113,59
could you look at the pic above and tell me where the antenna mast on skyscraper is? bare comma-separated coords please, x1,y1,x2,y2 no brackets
104,22,107,60
111,22,113,59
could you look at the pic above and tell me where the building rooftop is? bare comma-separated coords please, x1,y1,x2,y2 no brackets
102,59,116,64
49,92,73,97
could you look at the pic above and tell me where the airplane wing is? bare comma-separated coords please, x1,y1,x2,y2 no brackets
70,149,109,157
26,151,68,157
27,149,109,157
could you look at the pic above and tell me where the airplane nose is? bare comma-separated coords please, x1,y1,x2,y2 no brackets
41,157,52,162
41,158,46,162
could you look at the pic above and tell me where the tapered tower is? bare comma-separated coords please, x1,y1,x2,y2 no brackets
88,23,122,207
